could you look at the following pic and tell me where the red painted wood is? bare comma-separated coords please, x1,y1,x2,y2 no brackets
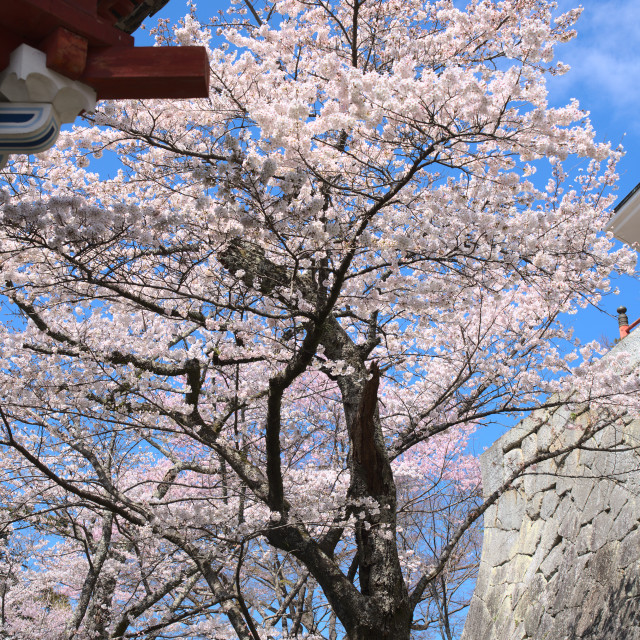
0,0,133,48
40,28,89,79
0,26,25,71
0,0,210,101
82,46,210,99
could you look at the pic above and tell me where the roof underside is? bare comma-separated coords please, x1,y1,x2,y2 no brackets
104,0,172,34
607,181,640,247
0,0,209,100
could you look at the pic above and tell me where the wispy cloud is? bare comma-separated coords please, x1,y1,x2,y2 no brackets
549,1,640,133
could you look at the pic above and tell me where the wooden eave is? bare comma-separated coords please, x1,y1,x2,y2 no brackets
0,0,209,100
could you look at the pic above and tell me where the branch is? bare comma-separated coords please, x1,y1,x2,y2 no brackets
264,570,310,625
234,542,262,640
242,0,263,26
12,293,192,378
66,513,114,636
0,407,146,526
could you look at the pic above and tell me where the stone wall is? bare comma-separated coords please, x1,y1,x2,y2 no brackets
461,330,640,640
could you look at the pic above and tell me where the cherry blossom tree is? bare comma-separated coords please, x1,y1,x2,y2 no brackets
0,0,638,638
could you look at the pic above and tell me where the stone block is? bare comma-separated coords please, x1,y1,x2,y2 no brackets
589,542,619,584
526,468,557,494
504,447,524,487
622,418,640,448
610,448,640,474
491,599,518,639
571,476,595,511
590,450,621,478
565,555,592,609
496,490,525,531
473,560,491,594
619,530,640,568
518,518,544,556
489,562,512,587
523,603,544,638
549,405,578,449
480,441,506,498
590,511,614,551
483,503,498,528
486,582,513,615
555,470,573,497
538,541,564,580
510,553,534,580
610,501,637,541
482,527,519,568
575,585,606,637
576,523,593,556
536,611,554,638
558,509,581,541
459,597,494,640
525,491,544,520
521,433,537,461
535,417,557,452
608,483,631,521
592,421,621,448
540,489,560,520
559,448,582,473
580,482,607,525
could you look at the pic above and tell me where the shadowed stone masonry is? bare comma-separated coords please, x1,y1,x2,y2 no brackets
461,330,640,640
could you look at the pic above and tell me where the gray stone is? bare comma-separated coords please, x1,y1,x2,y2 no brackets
608,483,631,520
619,530,640,568
504,447,524,483
571,477,594,512
558,508,580,541
575,586,606,637
580,481,608,525
589,542,619,584
590,510,614,551
525,491,544,520
496,489,525,531
576,522,593,556
521,433,537,461
460,330,640,640
539,489,559,520
480,440,506,498
535,417,557,452
590,451,620,478
484,503,498,528
610,500,637,541
482,526,519,563
461,597,494,640
538,541,564,580
517,518,543,556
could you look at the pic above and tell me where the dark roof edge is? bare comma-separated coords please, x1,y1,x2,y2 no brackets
114,0,172,35
615,180,640,213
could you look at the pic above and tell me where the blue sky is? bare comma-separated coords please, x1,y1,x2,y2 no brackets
547,0,640,344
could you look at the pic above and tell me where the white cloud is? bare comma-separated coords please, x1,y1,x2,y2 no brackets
549,0,640,128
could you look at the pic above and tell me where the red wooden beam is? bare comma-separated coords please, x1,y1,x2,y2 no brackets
0,0,133,48
40,27,89,80
82,46,210,99
0,0,210,101
0,26,25,71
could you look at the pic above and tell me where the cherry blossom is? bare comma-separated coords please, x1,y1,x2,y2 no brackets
0,1,637,638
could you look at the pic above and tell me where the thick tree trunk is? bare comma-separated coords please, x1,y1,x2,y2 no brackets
219,242,413,639
340,362,412,640
86,573,117,640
